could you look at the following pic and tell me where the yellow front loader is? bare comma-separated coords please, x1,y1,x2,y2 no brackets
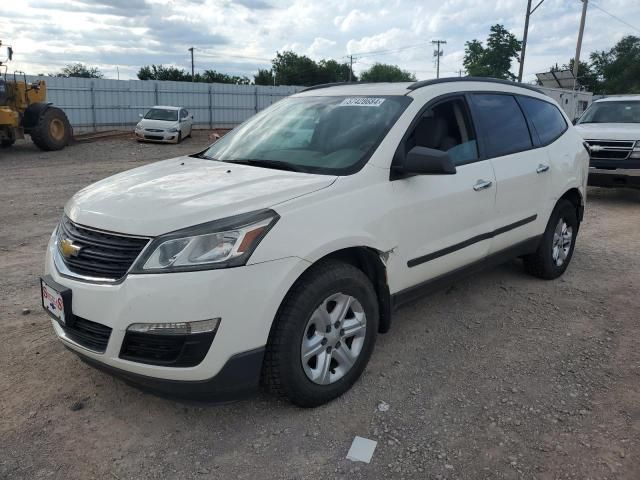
0,40,71,150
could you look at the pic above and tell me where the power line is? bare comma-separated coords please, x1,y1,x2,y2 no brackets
588,1,640,34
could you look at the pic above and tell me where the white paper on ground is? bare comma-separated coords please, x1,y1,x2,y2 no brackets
346,436,377,463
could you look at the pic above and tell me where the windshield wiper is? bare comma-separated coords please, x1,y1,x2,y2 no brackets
223,159,305,172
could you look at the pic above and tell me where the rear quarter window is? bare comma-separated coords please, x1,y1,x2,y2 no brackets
469,93,533,158
518,96,568,145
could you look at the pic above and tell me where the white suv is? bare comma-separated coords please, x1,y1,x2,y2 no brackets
42,78,589,407
574,96,640,189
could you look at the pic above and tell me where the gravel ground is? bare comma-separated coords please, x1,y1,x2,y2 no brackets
1,132,639,480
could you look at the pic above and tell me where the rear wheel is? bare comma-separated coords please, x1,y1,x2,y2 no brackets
523,199,578,279
263,260,379,407
30,107,71,151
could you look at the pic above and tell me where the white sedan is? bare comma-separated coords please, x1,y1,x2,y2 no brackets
134,106,193,143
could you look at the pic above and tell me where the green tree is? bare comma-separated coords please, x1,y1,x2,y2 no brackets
590,35,640,94
463,24,522,80
359,63,416,82
137,65,190,81
254,69,274,85
55,63,103,78
317,59,355,83
253,51,354,86
199,70,251,85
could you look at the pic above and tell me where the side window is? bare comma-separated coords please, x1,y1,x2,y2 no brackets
518,96,567,145
406,98,479,166
470,94,533,158
181,109,189,119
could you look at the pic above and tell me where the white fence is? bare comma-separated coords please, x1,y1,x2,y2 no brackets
22,75,304,133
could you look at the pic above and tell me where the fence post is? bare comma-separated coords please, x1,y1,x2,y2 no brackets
154,82,159,105
90,80,97,132
208,85,213,129
254,85,259,114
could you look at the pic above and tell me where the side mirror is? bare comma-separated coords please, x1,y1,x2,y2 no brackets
138,113,143,118
394,146,456,176
190,115,194,119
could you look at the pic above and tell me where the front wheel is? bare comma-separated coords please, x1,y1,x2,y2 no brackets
523,199,578,279
263,260,379,407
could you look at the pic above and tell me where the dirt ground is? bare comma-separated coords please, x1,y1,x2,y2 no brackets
1,132,638,480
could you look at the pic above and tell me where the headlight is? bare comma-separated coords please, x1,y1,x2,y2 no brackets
168,127,179,133
130,209,279,273
631,141,640,158
135,123,143,130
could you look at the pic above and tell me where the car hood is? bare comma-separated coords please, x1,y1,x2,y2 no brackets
574,123,640,141
138,119,178,129
66,157,337,236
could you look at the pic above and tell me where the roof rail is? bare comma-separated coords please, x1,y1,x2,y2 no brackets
300,81,376,92
407,77,543,94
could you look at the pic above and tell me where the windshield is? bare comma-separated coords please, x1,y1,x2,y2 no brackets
144,108,178,121
201,95,412,174
578,101,640,124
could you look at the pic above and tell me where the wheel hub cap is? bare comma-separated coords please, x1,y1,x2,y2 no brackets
301,292,366,385
552,217,573,267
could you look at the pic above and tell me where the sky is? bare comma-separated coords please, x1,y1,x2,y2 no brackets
1,0,640,83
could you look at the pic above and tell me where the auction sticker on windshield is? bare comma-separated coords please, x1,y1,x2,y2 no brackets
339,97,386,107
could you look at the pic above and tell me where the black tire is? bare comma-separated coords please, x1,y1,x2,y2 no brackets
523,199,578,279
1,139,15,148
176,131,182,144
30,107,71,151
263,260,379,407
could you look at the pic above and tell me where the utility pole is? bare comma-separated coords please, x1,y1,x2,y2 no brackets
458,69,463,77
518,0,545,83
348,55,353,82
188,47,195,81
573,0,588,86
432,40,446,79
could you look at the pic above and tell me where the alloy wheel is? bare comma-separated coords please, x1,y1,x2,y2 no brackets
552,217,573,267
301,292,366,385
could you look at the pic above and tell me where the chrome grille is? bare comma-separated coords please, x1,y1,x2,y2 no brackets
57,216,149,281
585,139,636,160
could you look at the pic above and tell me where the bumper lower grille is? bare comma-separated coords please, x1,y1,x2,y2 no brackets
57,217,149,281
63,317,112,353
120,331,216,367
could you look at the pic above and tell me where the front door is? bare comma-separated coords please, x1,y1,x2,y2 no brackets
391,96,497,291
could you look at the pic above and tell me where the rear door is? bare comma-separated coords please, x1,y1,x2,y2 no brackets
468,93,552,254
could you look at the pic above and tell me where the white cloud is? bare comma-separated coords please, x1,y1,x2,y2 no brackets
0,0,638,82
308,37,338,59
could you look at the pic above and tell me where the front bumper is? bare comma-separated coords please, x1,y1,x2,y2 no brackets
135,130,178,143
45,234,309,397
588,167,640,189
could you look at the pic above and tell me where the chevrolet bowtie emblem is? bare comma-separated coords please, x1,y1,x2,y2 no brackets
60,238,82,258
589,145,604,152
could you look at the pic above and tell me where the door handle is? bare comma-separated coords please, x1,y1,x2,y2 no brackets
536,164,550,174
473,179,493,191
